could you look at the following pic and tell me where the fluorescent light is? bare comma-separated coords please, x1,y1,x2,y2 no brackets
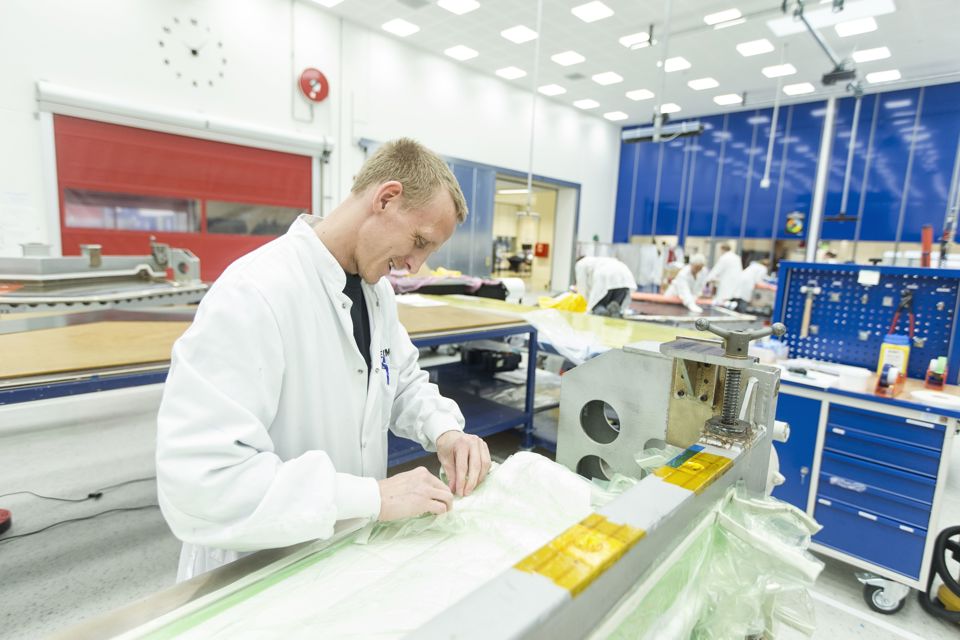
866,69,901,83
437,0,479,15
713,93,743,106
381,18,419,37
714,17,746,29
737,39,774,57
444,45,478,61
704,8,742,25
592,71,623,85
626,88,654,101
571,1,614,23
604,111,629,121
835,16,877,37
853,46,891,63
551,50,585,66
574,99,599,110
660,103,681,114
495,66,526,80
767,0,894,36
762,63,797,78
538,84,566,96
501,25,538,43
664,56,691,72
312,0,343,7
783,82,815,95
619,32,650,49
687,77,719,90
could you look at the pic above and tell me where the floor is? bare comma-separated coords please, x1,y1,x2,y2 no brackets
1,388,958,639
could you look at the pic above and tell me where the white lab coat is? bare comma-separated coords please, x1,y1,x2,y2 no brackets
665,265,708,312
574,257,638,311
156,215,464,581
733,261,768,302
706,251,743,304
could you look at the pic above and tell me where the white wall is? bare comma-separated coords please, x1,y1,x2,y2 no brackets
0,0,620,257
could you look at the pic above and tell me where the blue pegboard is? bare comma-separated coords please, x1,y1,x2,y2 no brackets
773,262,960,384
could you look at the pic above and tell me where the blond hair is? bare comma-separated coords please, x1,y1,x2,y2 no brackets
352,138,468,223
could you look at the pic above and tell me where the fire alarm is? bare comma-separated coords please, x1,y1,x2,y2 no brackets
299,68,329,103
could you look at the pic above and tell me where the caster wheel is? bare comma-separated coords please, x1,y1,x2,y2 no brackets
864,584,906,614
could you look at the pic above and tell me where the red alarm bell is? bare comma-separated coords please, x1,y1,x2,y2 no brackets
299,68,329,103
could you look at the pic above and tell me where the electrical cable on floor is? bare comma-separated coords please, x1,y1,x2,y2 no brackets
0,504,159,543
0,476,155,503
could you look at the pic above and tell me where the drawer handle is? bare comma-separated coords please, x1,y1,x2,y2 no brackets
905,418,935,429
857,510,878,521
829,476,867,493
831,427,846,436
817,498,832,506
899,524,915,534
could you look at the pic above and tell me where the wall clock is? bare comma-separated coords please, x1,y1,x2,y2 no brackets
158,16,227,88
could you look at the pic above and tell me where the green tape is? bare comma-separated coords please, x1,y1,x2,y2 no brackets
144,535,357,639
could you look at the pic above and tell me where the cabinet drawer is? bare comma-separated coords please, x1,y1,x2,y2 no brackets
820,451,936,504
824,425,940,477
818,471,932,529
813,496,926,580
828,405,944,450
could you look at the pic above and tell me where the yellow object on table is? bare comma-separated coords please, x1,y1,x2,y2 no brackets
538,292,588,313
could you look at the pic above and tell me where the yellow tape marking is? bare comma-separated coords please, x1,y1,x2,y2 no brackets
514,513,645,596
654,450,732,493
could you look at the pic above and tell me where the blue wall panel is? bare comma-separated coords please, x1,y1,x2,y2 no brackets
777,102,822,240
744,109,781,240
685,115,724,237
821,95,876,240
859,88,919,241
654,139,687,236
613,141,636,242
714,110,752,238
630,142,660,237
901,83,960,242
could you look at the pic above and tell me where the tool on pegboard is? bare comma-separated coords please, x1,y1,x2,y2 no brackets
799,282,821,339
888,289,915,338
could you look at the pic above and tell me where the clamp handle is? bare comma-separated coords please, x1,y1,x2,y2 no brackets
695,319,786,359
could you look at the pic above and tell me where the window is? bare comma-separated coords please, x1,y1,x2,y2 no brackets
206,201,302,235
63,189,200,232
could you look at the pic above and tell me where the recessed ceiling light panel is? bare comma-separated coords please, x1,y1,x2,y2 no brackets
496,66,527,80
437,0,480,15
381,18,420,37
783,82,815,95
592,71,623,85
736,39,774,57
574,99,600,110
762,63,797,78
538,84,566,96
664,56,691,72
866,69,901,83
501,25,538,43
835,16,878,37
713,93,743,105
660,103,681,114
619,32,650,49
604,111,629,121
852,46,891,63
704,8,742,25
571,1,614,23
551,50,585,66
687,77,719,90
444,45,478,61
626,88,654,101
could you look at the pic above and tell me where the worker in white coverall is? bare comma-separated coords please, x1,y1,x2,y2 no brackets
730,259,769,312
665,254,708,313
156,139,491,581
705,242,743,305
574,256,638,317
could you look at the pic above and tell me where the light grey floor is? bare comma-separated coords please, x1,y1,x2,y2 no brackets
1,392,957,639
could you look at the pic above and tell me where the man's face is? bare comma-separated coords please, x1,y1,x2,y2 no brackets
355,183,458,284
691,263,704,276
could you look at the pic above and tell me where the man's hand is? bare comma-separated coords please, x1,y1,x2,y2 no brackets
377,467,453,522
436,431,491,497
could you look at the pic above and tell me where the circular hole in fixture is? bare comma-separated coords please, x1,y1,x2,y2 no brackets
576,455,612,481
579,400,621,444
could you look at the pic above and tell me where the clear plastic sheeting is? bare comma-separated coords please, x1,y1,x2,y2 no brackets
158,452,613,640
594,486,823,640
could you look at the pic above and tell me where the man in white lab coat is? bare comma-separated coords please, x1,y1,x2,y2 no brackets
156,139,491,581
665,254,708,313
574,256,638,316
705,243,743,305
731,258,769,312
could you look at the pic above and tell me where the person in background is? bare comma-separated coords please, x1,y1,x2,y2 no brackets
666,254,708,313
574,255,638,317
156,139,491,582
705,243,743,305
730,258,769,312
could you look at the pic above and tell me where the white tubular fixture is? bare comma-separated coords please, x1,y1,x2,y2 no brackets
805,96,837,262
35,81,334,156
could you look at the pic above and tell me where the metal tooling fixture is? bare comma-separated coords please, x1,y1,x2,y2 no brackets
414,324,784,639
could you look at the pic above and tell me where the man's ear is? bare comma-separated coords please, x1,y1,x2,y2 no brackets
372,181,404,212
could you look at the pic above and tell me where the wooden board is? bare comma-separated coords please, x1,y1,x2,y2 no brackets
1,304,523,380
0,321,192,380
398,304,522,336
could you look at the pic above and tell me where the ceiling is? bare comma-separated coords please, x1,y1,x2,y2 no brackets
312,0,960,125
